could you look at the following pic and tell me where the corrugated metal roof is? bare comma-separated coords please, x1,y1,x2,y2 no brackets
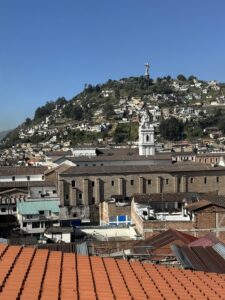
188,232,222,247
171,244,194,269
172,245,225,273
17,200,59,215
76,242,89,255
133,229,197,254
213,243,225,260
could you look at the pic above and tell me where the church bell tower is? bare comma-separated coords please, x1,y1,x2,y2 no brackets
139,111,155,156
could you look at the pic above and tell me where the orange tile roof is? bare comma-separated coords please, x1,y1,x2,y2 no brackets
0,243,225,299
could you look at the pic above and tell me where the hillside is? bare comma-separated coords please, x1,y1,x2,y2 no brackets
0,130,11,141
2,74,225,149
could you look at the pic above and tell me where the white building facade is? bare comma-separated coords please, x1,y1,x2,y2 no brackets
139,112,155,156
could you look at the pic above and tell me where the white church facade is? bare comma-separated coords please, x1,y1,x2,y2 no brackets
139,111,155,156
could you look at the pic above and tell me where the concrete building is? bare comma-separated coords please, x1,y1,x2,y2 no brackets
131,193,225,240
17,199,60,235
0,166,47,182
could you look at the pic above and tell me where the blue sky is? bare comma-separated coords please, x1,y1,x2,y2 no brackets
1,0,225,131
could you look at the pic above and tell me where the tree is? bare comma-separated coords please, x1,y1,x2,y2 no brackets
73,105,83,121
95,85,101,93
86,84,94,93
159,117,184,141
34,101,55,120
24,118,32,126
188,75,197,82
177,74,187,81
56,97,67,106
103,102,114,118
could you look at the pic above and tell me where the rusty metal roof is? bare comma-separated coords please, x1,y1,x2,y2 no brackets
172,244,225,273
133,229,197,254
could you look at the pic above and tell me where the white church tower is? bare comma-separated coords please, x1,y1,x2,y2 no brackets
139,111,155,156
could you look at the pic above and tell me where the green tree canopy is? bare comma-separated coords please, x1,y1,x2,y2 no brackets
34,101,55,120
159,117,184,141
177,74,187,81
103,102,114,118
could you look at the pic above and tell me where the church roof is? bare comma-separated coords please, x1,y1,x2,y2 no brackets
60,163,225,176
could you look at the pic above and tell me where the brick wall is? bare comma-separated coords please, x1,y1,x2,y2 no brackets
131,200,225,240
99,201,131,225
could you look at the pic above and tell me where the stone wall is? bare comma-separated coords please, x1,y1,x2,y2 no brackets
59,169,225,208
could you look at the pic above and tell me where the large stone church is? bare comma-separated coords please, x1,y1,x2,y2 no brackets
45,113,225,221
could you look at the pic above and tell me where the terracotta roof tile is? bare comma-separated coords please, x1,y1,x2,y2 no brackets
0,244,225,299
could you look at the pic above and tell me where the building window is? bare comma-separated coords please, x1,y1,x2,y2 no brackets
32,222,40,228
111,180,114,186
148,179,151,185
217,177,219,183
92,181,95,187
12,176,15,181
85,164,88,167
66,194,69,200
27,176,30,181
130,180,134,186
146,135,149,142
13,207,16,212
166,179,169,184
42,176,44,180
72,180,76,187
23,222,27,227
101,163,104,166
92,197,95,203
53,190,56,194
204,177,207,184
93,164,96,166
78,193,82,200
1,208,6,212
190,178,194,183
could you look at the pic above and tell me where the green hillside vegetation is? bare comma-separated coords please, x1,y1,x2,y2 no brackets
114,123,139,144
2,74,225,148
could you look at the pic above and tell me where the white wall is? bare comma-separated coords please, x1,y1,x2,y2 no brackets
0,174,44,182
